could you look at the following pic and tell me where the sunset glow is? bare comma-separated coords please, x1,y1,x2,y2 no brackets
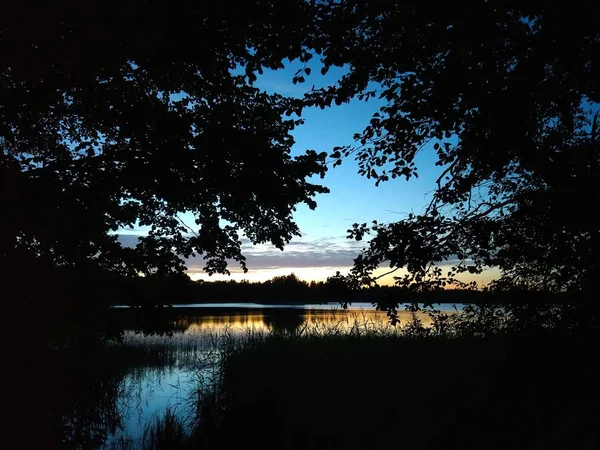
187,265,500,287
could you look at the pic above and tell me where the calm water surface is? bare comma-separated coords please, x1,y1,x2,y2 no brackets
99,302,458,448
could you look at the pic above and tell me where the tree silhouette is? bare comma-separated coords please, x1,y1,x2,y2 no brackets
1,1,327,283
307,1,599,309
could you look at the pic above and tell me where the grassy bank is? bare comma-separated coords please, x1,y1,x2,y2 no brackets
187,330,598,450
13,336,217,450
16,307,597,449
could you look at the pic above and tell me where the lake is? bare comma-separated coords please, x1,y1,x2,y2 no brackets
41,302,459,449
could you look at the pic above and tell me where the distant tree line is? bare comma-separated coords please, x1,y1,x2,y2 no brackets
119,272,580,308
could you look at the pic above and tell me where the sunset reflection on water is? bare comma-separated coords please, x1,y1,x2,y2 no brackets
179,307,436,335
113,303,456,447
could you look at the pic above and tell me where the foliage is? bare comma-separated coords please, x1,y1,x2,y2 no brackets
1,1,327,282
4,0,599,336
13,343,131,449
142,408,187,450
305,1,599,309
195,331,599,449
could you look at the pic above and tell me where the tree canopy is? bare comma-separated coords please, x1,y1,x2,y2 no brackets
2,1,598,319
305,0,599,308
1,0,327,282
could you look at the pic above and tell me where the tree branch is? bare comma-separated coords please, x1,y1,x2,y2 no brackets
467,198,514,221
373,266,402,281
435,159,459,190
176,215,199,237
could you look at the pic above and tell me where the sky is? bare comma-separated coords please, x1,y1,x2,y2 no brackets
119,59,499,286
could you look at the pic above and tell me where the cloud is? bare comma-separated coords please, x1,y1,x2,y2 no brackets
116,231,497,286
116,234,142,248
187,235,365,272
116,231,365,273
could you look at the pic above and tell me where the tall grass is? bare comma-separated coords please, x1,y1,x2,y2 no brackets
103,305,598,449
186,310,598,450
141,408,187,450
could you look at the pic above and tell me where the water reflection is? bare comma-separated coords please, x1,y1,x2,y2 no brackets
107,367,196,447
35,304,453,449
179,307,435,335
21,346,133,449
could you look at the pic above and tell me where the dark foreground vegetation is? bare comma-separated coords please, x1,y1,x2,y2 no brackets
12,332,210,450
127,305,599,450
193,334,598,450
10,304,599,450
108,307,597,450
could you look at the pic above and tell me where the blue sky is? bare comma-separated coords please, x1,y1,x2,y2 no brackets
120,59,498,285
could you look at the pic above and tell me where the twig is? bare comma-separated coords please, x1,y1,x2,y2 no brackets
373,266,402,281
176,215,199,237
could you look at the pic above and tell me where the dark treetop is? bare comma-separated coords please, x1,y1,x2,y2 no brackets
305,0,599,305
2,1,599,321
1,1,327,282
